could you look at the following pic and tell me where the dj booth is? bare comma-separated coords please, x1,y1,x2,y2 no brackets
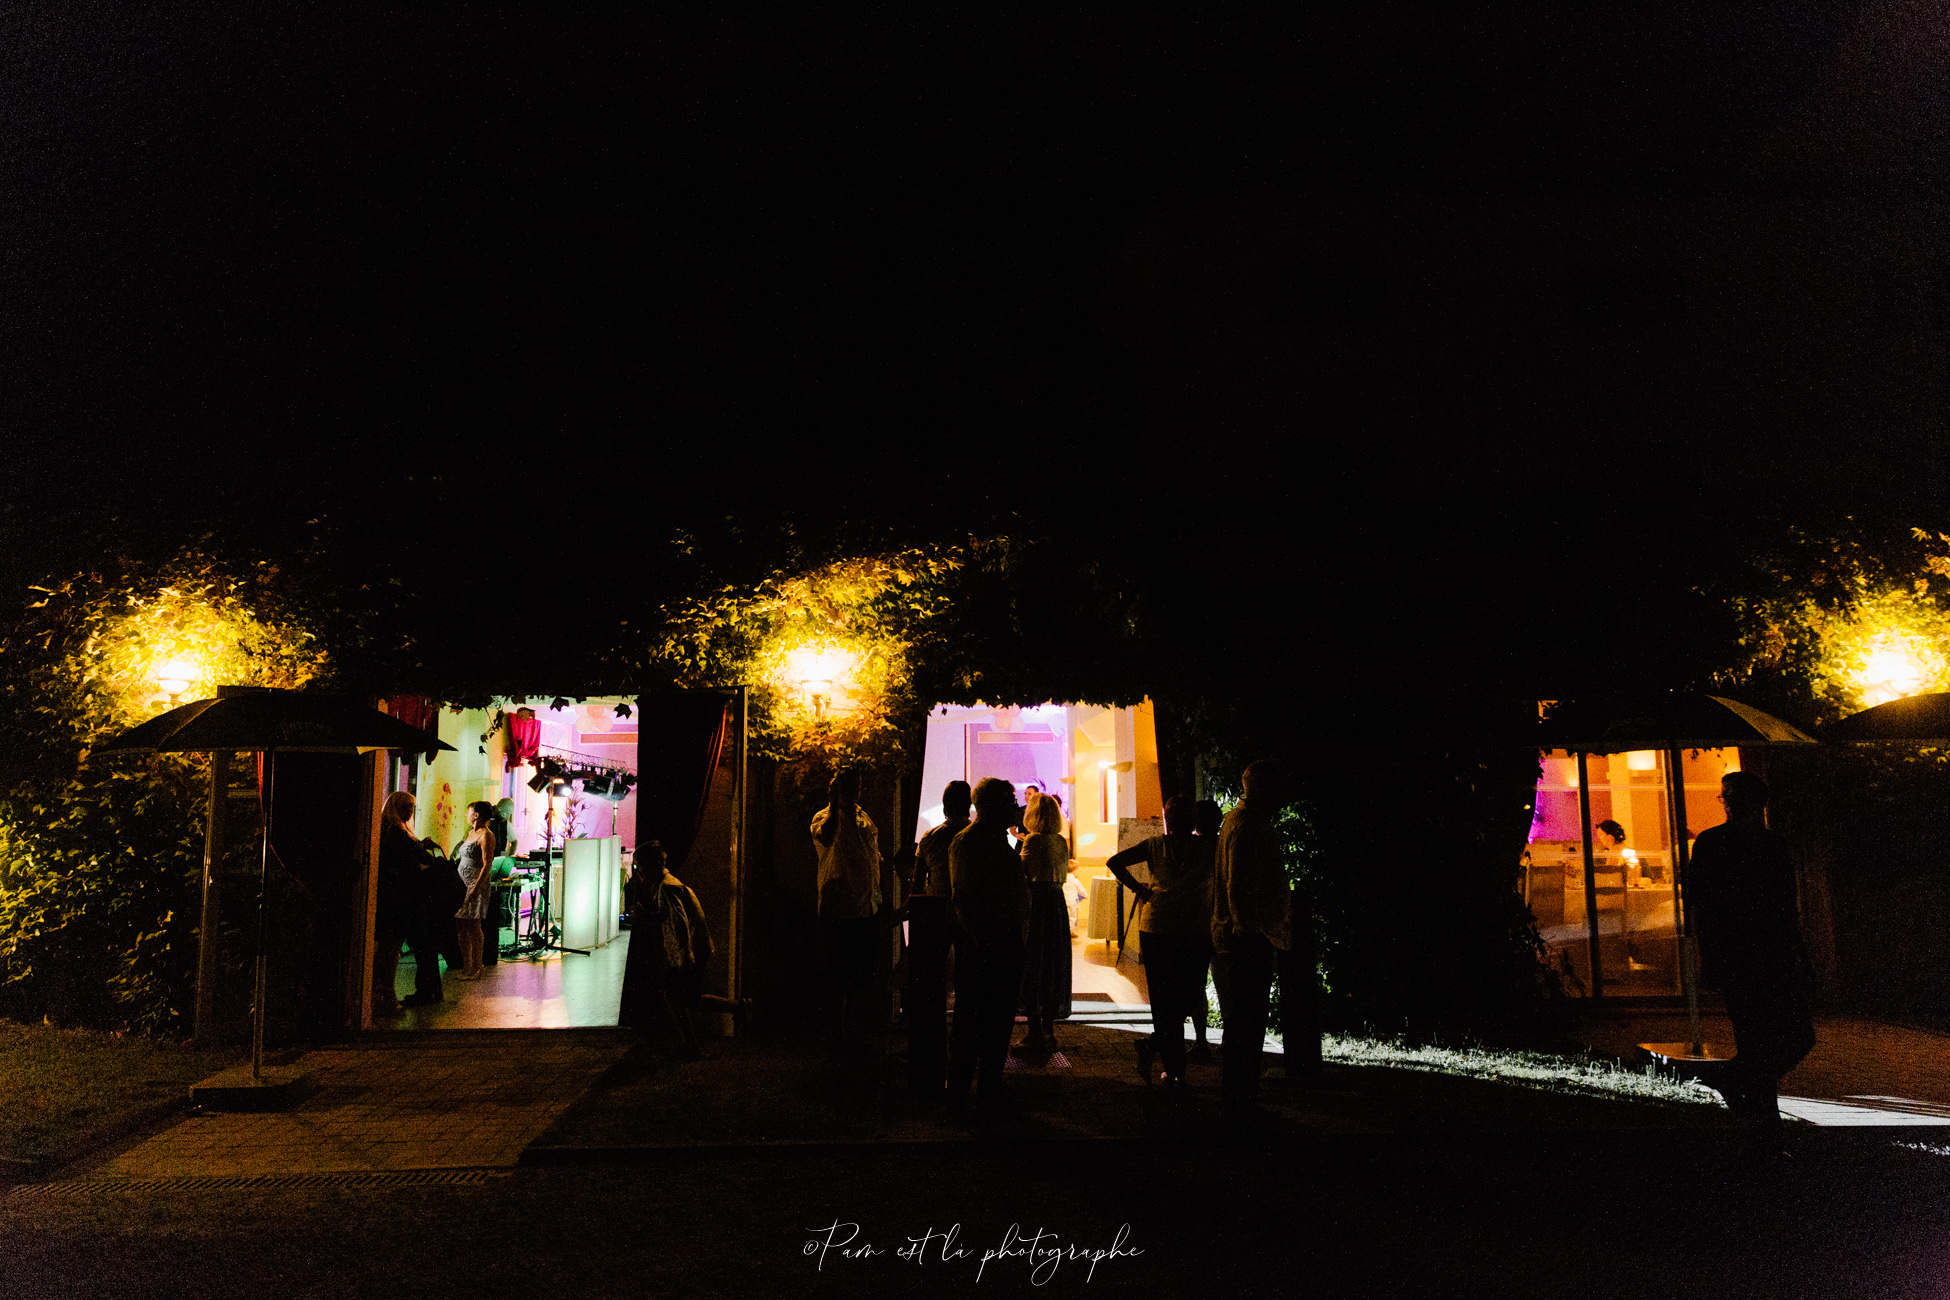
492,835,625,957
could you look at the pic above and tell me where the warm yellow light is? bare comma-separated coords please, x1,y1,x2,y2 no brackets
1626,750,1658,772
155,659,197,699
1856,634,1932,707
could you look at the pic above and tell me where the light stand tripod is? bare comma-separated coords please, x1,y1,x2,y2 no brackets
525,788,588,959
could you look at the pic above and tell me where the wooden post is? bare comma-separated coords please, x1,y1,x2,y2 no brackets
348,750,385,1031
193,751,229,1043
1577,751,1603,998
730,685,748,1013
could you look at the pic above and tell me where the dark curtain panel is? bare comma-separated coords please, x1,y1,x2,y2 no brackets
619,692,730,1030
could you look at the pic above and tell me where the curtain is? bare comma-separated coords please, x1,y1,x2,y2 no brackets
504,712,542,771
618,693,732,1031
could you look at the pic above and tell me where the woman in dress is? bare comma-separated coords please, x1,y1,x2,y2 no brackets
1016,790,1073,1054
453,801,498,980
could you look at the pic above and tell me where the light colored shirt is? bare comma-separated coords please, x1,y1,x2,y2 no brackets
1020,831,1070,885
1212,800,1291,951
1136,833,1215,936
950,820,1030,939
915,816,968,896
811,804,882,919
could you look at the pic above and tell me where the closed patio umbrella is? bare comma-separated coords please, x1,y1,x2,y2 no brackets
100,687,454,1097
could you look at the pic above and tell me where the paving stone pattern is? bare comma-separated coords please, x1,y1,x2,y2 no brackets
95,1033,631,1178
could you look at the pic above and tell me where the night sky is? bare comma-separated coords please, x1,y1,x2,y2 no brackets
1,5,1940,692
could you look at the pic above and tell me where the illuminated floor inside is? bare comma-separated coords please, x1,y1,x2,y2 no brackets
388,929,629,1029
1071,932,1150,1004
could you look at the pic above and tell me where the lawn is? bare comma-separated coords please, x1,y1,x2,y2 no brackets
0,1021,241,1169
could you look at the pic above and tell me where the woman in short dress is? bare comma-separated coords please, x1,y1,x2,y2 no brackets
454,801,498,980
1017,791,1073,1054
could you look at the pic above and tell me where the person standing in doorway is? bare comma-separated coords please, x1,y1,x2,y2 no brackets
1108,795,1214,1087
1686,770,1815,1152
1017,791,1073,1055
949,778,1031,1116
915,781,971,897
375,791,446,1015
1211,759,1291,1123
453,801,497,980
812,769,883,1054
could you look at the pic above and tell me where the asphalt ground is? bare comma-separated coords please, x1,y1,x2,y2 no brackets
7,1126,1948,1298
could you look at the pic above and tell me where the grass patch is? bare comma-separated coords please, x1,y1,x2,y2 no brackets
0,1021,242,1166
1319,1034,1724,1108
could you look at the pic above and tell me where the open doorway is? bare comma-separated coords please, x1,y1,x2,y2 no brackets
914,700,1164,1008
383,697,641,1028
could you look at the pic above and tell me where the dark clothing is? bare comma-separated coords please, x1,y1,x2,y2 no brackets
379,822,447,1001
1687,822,1817,1133
1213,931,1277,1113
1020,882,1072,1026
376,823,433,941
1276,891,1322,1081
905,895,955,1091
1141,929,1213,1081
820,914,879,995
949,923,1026,1101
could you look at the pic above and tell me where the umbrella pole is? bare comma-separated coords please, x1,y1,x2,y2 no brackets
1666,746,1702,1056
253,750,274,1083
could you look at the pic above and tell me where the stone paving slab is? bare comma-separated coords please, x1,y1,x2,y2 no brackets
91,1032,632,1179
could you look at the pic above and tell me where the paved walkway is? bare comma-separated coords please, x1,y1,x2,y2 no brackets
61,1005,1950,1184
87,1030,630,1178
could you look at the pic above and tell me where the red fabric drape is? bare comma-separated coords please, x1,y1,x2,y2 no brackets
387,695,436,733
505,713,542,771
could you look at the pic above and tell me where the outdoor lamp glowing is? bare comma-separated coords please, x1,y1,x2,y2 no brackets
1626,750,1658,772
1857,636,1930,707
155,660,196,703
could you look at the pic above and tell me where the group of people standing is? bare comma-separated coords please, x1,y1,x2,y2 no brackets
372,791,505,1015
860,758,1301,1122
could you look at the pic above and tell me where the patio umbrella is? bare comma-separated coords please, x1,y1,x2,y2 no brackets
1534,693,1818,1060
1822,692,1950,743
100,687,454,1090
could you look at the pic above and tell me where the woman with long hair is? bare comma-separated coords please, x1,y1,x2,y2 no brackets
376,790,448,1013
453,801,498,980
1017,790,1073,1054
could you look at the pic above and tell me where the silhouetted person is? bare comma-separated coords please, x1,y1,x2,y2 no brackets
949,777,1030,1116
915,781,971,897
907,782,970,1091
812,769,883,1053
1686,770,1815,1148
1017,790,1072,1053
1108,795,1214,1087
1212,760,1291,1122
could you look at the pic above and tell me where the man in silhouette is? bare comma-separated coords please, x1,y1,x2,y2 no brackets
1212,759,1291,1122
812,768,883,1053
1686,770,1815,1147
948,777,1030,1116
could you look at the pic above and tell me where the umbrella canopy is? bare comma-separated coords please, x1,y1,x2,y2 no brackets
1536,693,1818,753
1822,692,1950,744
98,688,455,755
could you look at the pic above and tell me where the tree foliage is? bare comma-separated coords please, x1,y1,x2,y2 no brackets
0,550,320,1033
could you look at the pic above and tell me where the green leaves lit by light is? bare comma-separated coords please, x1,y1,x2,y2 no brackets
654,548,963,764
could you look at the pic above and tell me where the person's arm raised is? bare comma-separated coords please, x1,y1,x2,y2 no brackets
1105,841,1155,904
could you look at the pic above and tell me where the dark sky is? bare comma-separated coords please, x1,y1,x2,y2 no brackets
0,4,1931,691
